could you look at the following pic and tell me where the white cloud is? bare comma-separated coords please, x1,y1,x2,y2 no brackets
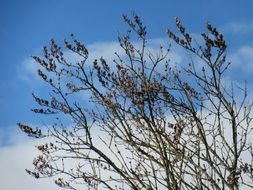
0,125,129,190
16,41,122,86
0,139,57,190
88,41,124,62
228,45,253,72
17,38,183,85
17,57,41,85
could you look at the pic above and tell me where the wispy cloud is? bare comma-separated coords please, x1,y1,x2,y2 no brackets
17,38,181,85
228,45,253,72
17,57,41,85
88,41,124,61
222,20,253,34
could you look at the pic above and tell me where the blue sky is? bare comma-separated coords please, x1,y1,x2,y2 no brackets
1,1,253,189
